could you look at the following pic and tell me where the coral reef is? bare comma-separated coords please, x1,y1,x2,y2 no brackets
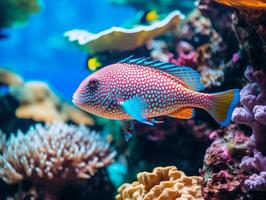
0,123,116,184
240,150,266,191
116,166,203,200
65,11,183,54
0,73,95,134
0,0,40,28
201,125,252,199
232,67,266,153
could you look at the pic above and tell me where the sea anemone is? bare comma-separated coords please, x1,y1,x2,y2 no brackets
0,123,116,184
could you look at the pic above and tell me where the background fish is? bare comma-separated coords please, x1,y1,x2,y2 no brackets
73,56,239,130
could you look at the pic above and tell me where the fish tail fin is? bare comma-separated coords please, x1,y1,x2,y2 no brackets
207,89,240,126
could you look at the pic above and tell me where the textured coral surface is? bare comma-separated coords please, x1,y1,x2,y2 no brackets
232,67,266,153
116,166,203,200
0,123,116,184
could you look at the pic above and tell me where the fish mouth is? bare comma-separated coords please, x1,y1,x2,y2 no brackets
72,95,83,106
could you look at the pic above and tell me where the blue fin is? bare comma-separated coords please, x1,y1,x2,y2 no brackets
119,56,205,91
120,96,153,126
208,89,240,126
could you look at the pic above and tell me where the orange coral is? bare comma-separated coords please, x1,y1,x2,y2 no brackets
214,0,266,10
116,166,203,200
10,81,94,125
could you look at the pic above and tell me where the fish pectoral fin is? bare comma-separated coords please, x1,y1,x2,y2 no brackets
120,96,153,126
168,107,195,119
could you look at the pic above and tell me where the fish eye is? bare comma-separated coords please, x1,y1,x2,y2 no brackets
88,78,99,90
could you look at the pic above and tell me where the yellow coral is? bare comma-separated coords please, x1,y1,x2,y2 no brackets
9,81,94,125
116,166,203,200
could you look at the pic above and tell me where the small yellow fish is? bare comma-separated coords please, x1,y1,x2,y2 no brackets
87,57,101,71
140,10,159,24
146,10,159,22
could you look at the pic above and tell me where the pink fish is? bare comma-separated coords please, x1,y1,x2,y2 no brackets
73,56,239,139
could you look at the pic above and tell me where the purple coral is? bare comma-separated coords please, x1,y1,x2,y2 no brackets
232,66,266,152
240,151,266,191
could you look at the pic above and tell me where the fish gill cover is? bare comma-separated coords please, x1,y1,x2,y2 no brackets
1,0,266,200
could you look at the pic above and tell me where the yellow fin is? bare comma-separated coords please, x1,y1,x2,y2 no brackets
168,107,195,119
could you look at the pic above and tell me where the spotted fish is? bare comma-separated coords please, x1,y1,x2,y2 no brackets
73,56,239,139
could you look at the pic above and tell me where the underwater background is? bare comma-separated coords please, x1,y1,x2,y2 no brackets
1,0,266,200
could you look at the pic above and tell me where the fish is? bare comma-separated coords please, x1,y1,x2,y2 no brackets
140,10,159,24
73,56,239,139
87,56,101,71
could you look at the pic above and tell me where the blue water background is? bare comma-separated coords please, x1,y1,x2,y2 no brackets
0,0,136,101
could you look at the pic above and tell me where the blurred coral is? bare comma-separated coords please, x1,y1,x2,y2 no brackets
232,66,266,153
0,123,116,184
65,11,183,54
200,68,224,87
0,68,23,86
0,0,40,28
9,81,94,125
116,166,203,200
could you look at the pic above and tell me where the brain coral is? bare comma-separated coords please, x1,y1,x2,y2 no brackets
116,166,203,200
0,123,116,184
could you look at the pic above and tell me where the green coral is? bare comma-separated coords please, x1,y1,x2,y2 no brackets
0,0,41,28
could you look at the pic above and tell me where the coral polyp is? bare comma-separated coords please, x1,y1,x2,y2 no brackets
0,123,116,184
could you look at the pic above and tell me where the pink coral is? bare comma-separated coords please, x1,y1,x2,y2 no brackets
232,66,266,153
202,125,252,199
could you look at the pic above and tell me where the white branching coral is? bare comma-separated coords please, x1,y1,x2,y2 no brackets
0,123,116,184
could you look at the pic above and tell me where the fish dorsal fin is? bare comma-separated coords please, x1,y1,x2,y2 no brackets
168,107,195,119
119,56,205,91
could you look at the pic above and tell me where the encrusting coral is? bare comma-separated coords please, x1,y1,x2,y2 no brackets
232,66,266,153
65,11,183,54
116,166,203,200
0,123,116,184
201,125,252,199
